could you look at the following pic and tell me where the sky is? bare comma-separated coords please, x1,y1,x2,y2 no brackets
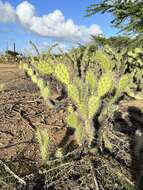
0,0,119,54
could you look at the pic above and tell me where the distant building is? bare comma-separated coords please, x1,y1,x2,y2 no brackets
5,50,22,57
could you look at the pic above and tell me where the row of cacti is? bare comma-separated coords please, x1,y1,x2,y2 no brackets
64,44,142,93
103,45,143,90
19,47,135,162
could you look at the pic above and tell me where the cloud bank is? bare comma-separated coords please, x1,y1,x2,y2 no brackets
0,1,15,22
0,1,103,44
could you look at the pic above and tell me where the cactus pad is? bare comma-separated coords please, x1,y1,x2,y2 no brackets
55,63,70,85
97,73,113,97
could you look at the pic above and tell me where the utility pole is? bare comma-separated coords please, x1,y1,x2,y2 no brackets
14,42,16,53
6,41,8,51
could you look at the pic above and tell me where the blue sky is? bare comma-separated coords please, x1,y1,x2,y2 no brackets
0,0,119,53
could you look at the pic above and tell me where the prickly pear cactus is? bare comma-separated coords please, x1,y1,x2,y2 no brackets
37,60,53,75
97,73,113,97
19,46,135,149
68,84,80,104
85,69,96,95
55,63,70,85
95,50,113,72
67,112,83,145
35,129,49,161
88,96,100,119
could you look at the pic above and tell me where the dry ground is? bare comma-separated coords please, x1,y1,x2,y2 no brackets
0,64,67,179
0,63,143,190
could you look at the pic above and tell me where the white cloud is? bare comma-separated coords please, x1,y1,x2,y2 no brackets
0,1,16,22
0,0,103,44
16,1,35,26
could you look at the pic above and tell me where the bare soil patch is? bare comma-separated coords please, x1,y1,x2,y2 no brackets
0,64,68,188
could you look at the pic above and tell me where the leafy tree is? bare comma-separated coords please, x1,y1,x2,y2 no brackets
91,34,143,51
91,35,130,49
86,0,143,34
91,35,133,50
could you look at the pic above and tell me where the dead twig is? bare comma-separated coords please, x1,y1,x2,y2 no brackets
89,160,100,190
0,160,26,185
12,108,37,131
0,139,34,150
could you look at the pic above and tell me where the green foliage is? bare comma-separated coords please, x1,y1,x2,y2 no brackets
74,123,83,146
67,112,83,145
101,45,143,91
86,1,143,34
118,74,130,91
55,63,70,85
20,63,29,71
35,129,49,161
88,96,100,119
78,102,88,120
127,48,143,89
67,112,79,129
37,78,45,89
37,60,53,75
19,62,51,105
68,84,80,104
40,87,50,101
97,73,113,97
95,50,113,72
19,44,139,149
85,69,96,95
91,35,141,50
75,78,83,99
27,68,34,77
31,75,38,84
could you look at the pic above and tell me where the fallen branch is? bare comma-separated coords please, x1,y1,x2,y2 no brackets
90,160,99,190
0,160,26,185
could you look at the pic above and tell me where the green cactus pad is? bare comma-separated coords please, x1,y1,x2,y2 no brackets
78,102,88,120
134,48,142,54
35,129,49,161
67,112,83,145
31,75,38,84
95,50,112,72
97,73,113,97
68,84,79,104
118,74,129,91
74,124,84,146
128,51,136,58
37,79,45,90
21,63,29,71
88,96,100,119
75,78,83,100
37,61,53,75
41,86,50,100
67,112,78,129
85,69,96,95
27,68,34,77
55,63,70,85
